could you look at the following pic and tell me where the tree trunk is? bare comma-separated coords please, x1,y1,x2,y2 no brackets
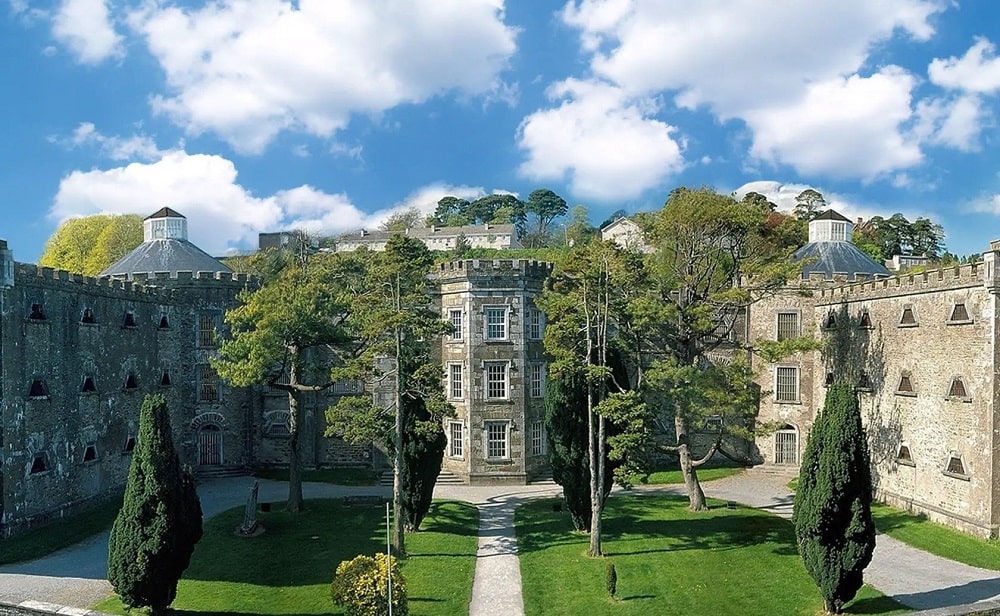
286,386,305,513
675,412,707,511
391,287,406,555
588,386,602,557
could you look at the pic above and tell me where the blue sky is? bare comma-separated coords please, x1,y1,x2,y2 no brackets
3,0,1000,262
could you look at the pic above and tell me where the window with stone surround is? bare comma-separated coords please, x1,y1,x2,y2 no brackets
449,309,463,341
948,302,971,324
895,374,914,396
527,308,544,340
858,310,872,329
198,364,221,402
28,379,49,399
123,436,136,454
198,312,221,348
530,421,546,456
485,362,509,400
124,372,138,391
946,376,970,401
485,421,509,460
158,313,170,329
83,444,98,463
896,444,915,467
484,306,508,341
857,371,872,392
823,311,837,330
944,454,969,479
529,363,544,399
775,311,800,341
160,371,172,387
81,307,96,324
449,363,464,400
81,376,97,394
448,421,464,458
122,310,137,328
899,306,917,327
774,366,798,403
29,453,48,475
28,302,46,321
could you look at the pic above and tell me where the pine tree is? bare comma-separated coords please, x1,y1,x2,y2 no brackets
793,383,876,614
107,393,203,614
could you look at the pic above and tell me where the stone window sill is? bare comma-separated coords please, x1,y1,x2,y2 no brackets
894,391,917,397
896,459,916,467
946,319,974,326
942,470,971,481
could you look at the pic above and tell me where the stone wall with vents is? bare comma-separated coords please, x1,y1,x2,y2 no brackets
752,251,1000,537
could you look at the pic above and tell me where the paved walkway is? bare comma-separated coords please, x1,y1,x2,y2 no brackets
2,472,1000,614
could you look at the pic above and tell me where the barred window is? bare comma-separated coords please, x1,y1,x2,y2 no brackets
529,363,544,399
485,362,508,399
949,303,970,323
946,455,967,477
776,312,799,341
486,421,509,459
333,379,363,394
530,421,546,456
198,312,219,348
449,364,464,399
896,374,913,394
198,365,221,402
527,308,543,340
775,366,798,403
947,377,968,399
449,309,463,341
484,307,507,340
449,422,464,458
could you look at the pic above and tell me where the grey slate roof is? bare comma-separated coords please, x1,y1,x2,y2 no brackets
793,241,890,281
99,238,232,279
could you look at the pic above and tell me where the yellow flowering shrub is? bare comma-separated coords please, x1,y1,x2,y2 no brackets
331,553,408,616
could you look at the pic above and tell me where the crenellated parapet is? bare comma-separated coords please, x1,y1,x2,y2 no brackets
15,263,176,300
434,258,553,282
816,260,986,303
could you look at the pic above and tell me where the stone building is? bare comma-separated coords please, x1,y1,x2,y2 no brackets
332,223,521,252
752,211,1000,537
433,259,552,484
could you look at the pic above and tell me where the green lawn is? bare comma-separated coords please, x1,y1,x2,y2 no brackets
253,466,379,486
517,493,907,616
0,496,122,565
640,466,743,485
872,503,1000,570
95,499,479,615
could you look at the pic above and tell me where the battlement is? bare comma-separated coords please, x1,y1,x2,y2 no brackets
14,264,253,299
435,258,553,281
818,260,984,301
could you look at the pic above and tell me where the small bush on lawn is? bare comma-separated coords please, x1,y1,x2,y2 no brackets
331,553,408,616
605,561,617,597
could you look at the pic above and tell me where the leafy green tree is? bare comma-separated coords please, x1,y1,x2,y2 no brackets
107,393,202,614
794,189,827,221
429,196,473,227
563,204,596,247
630,188,802,510
854,213,946,261
380,207,424,233
214,250,353,512
40,214,142,275
523,188,569,247
326,235,452,554
793,382,875,613
538,240,641,556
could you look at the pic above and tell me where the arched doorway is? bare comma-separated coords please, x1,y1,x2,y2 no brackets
199,424,223,466
774,424,798,465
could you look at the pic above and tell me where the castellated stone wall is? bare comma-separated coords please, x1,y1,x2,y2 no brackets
753,258,1000,537
434,259,553,485
0,265,267,537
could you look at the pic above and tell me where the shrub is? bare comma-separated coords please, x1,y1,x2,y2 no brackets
331,553,408,616
605,561,617,597
107,393,203,615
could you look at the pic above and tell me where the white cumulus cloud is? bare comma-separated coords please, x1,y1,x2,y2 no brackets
929,37,1000,93
51,0,123,64
128,0,518,153
517,78,683,201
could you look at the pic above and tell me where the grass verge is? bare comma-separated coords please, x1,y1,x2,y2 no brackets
95,498,478,615
639,466,743,485
517,493,908,616
872,503,1000,570
252,467,379,486
0,496,121,565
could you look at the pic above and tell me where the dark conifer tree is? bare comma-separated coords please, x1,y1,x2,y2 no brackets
107,393,203,614
400,395,446,531
544,372,614,530
793,382,876,614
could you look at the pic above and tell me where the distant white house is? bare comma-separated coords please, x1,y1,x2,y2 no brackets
600,217,651,252
333,223,521,252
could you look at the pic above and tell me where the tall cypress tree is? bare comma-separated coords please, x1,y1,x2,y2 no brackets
108,393,203,614
400,395,447,531
793,383,876,614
